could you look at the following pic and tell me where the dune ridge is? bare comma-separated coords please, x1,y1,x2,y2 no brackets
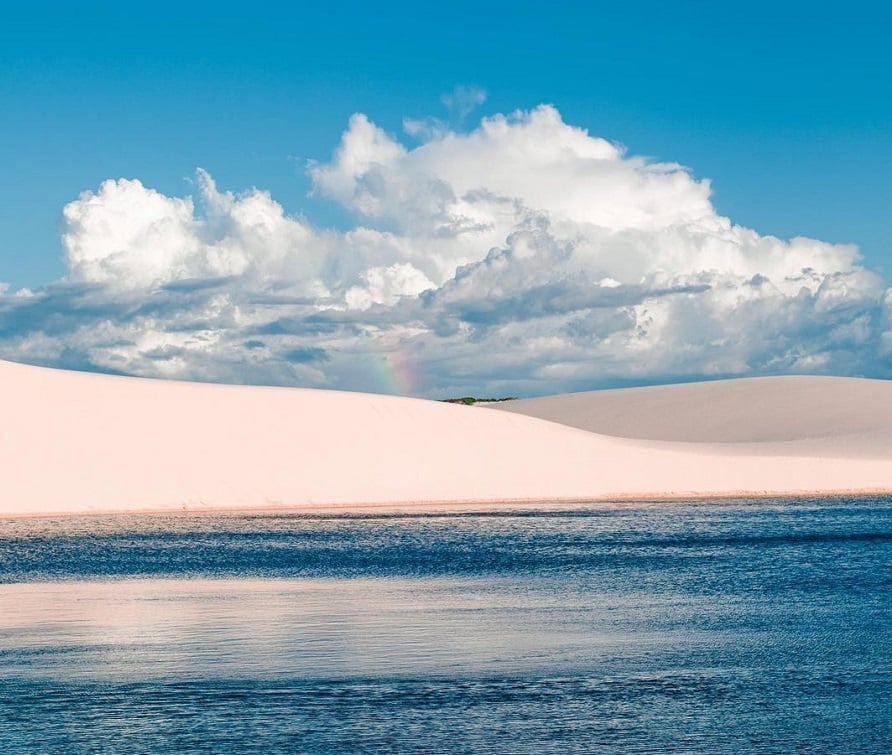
1,360,890,517
489,376,892,458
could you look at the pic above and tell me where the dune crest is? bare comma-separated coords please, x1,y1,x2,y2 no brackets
1,361,890,517
489,376,892,457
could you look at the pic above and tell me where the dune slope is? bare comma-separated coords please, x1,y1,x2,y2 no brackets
489,376,892,457
1,362,890,516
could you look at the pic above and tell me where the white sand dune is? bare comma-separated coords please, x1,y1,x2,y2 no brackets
489,376,892,461
488,376,892,458
0,360,890,517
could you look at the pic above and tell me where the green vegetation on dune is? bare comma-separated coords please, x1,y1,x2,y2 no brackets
439,396,517,405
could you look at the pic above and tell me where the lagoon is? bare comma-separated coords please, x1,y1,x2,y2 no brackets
1,498,890,752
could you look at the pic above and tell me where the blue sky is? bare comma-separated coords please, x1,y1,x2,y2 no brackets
1,1,890,395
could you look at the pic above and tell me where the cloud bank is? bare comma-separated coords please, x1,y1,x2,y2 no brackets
1,104,890,396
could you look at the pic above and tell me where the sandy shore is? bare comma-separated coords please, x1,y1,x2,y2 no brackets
1,360,890,517
3,491,889,521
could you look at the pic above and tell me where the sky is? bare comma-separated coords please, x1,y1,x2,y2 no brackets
1,1,890,397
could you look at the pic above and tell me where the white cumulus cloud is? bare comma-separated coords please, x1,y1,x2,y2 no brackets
0,104,888,396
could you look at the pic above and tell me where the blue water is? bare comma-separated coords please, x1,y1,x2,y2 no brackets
1,497,890,753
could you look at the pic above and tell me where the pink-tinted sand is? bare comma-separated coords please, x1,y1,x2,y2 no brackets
1,360,890,517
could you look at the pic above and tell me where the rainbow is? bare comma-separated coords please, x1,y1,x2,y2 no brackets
364,348,422,397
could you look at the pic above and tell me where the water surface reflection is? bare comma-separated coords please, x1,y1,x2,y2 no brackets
1,498,890,752
1,576,671,681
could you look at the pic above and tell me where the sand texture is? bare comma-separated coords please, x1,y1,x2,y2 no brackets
1,361,890,516
488,376,892,458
